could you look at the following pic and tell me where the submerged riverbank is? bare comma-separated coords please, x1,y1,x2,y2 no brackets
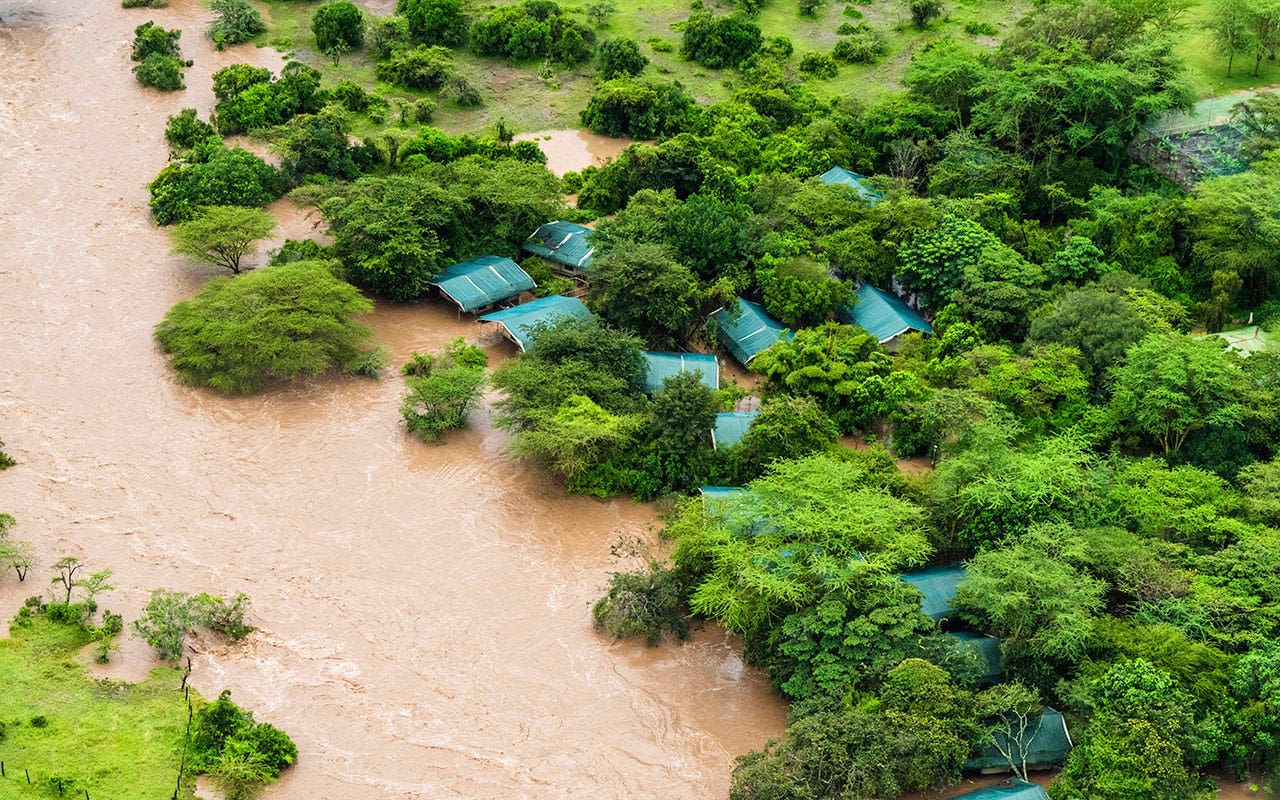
0,1,786,797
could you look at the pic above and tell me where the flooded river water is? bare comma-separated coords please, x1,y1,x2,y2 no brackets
0,1,786,797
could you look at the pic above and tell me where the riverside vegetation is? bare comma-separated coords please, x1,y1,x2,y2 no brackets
95,0,1280,795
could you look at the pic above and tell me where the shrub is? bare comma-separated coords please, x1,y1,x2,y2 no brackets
122,0,167,6
832,24,887,63
444,74,483,107
367,14,412,60
401,363,486,441
798,51,838,77
580,78,694,138
211,62,326,135
312,1,365,64
400,97,437,124
592,563,689,645
398,0,468,46
842,3,863,16
596,37,648,79
132,21,181,60
908,0,942,28
964,20,998,35
208,0,266,49
192,691,297,780
154,262,379,394
470,0,594,64
147,145,281,224
375,45,453,89
799,0,823,16
133,53,186,91
680,11,762,68
31,715,48,728
164,108,218,151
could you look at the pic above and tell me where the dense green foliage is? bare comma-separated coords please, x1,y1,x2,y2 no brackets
130,22,186,91
400,339,488,441
169,205,276,274
470,0,594,64
148,143,281,224
313,1,365,64
190,690,296,798
208,0,266,49
154,261,380,394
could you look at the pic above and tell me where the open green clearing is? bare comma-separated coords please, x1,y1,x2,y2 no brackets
251,0,1030,134
0,616,192,800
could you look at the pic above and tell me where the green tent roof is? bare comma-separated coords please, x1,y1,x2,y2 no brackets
522,221,594,271
901,565,967,621
818,166,885,203
477,295,593,351
699,486,748,499
1208,324,1276,356
948,631,1002,685
712,411,759,449
642,352,720,394
947,780,1050,800
712,299,791,365
429,255,536,313
965,710,1073,773
838,285,934,344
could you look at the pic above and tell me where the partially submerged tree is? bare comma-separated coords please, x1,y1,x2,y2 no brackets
154,260,381,394
170,206,277,274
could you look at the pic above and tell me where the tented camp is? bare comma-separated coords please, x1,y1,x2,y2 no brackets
838,284,933,350
523,221,594,273
818,166,885,204
428,255,535,313
476,295,592,351
1209,324,1276,356
712,411,759,449
901,565,967,622
965,709,1074,774
711,299,791,366
948,630,1002,686
642,351,720,394
946,780,1050,800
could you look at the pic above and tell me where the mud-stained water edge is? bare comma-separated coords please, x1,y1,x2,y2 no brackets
0,1,786,797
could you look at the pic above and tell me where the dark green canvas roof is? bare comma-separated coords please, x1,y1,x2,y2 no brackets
838,285,934,344
901,565,967,621
965,710,1073,773
429,255,536,313
477,295,593,351
711,299,791,365
947,780,1050,800
818,166,885,203
642,352,720,394
522,221,595,271
712,411,759,449
948,631,1002,685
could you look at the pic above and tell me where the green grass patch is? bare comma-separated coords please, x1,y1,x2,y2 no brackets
246,0,1028,137
0,615,194,799
1177,0,1280,99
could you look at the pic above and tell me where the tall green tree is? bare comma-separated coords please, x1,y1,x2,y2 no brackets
586,243,703,349
1107,333,1245,457
312,1,365,64
154,261,380,394
169,206,276,274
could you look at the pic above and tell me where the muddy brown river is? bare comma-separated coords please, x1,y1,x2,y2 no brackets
0,1,786,797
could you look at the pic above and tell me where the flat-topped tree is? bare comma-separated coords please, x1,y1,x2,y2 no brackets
170,205,276,275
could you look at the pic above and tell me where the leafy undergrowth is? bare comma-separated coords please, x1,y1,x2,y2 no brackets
0,616,194,799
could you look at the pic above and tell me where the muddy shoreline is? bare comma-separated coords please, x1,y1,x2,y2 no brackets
0,1,786,797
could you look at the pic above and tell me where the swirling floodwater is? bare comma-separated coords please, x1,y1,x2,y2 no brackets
0,1,786,797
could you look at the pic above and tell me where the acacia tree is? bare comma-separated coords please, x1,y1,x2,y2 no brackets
154,260,380,394
1210,0,1257,76
1108,333,1245,457
0,513,34,582
170,206,277,274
